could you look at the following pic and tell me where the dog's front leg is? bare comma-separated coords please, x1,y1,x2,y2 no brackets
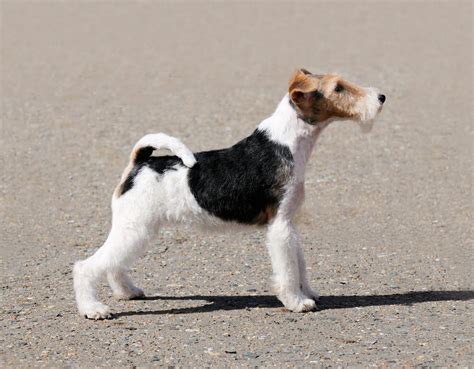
296,240,320,301
266,218,316,312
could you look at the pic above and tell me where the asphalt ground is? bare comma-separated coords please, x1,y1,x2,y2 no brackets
1,1,472,367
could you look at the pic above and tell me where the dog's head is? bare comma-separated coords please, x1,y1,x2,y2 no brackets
288,69,385,130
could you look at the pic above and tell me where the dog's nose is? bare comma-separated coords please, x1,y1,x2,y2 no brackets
378,94,386,104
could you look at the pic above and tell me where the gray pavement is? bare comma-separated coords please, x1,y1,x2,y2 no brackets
1,1,473,367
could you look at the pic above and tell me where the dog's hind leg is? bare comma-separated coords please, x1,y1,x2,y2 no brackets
73,220,154,319
73,192,158,319
107,268,145,300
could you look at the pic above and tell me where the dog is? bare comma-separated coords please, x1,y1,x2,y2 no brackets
73,69,385,319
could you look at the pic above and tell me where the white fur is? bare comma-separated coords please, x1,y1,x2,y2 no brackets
133,133,196,168
258,96,325,311
357,87,382,133
73,92,382,319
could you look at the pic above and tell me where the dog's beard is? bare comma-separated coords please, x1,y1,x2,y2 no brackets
358,119,375,133
356,87,382,133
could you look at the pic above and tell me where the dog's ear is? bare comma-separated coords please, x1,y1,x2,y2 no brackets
288,69,320,105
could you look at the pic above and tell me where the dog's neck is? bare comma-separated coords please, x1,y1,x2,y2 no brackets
258,94,327,180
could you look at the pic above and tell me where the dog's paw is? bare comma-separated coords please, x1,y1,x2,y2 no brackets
291,297,317,313
280,293,317,313
113,286,145,300
80,303,113,320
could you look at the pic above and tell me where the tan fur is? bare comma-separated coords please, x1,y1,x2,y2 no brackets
113,147,142,198
288,69,367,124
253,204,278,225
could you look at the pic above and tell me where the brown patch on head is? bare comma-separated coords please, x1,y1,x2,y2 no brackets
288,69,367,124
288,69,319,97
288,69,321,123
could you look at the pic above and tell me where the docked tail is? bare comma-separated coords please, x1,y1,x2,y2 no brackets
129,133,196,167
115,133,196,197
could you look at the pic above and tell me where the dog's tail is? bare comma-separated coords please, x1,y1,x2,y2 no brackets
114,133,196,197
130,133,196,167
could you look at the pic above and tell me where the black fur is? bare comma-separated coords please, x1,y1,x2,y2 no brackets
135,146,155,163
120,130,294,225
188,130,293,224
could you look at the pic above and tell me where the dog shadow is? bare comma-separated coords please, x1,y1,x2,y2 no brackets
114,290,474,318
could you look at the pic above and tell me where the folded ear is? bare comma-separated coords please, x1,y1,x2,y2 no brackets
300,68,313,75
288,69,319,104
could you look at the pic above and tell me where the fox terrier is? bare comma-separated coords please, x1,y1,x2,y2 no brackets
73,69,385,319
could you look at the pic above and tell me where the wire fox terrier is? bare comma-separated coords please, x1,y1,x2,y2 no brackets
73,69,385,319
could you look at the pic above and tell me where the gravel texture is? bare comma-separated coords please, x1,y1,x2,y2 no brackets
1,1,473,367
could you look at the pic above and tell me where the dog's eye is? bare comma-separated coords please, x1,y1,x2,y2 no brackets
334,84,344,93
